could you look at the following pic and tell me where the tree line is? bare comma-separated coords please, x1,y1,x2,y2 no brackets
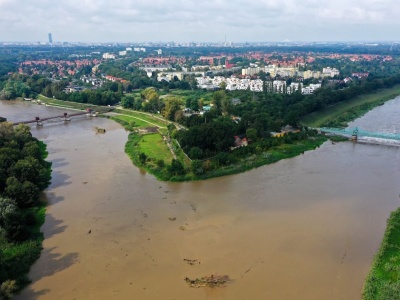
0,122,52,299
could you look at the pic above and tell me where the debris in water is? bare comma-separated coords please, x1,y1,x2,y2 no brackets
184,274,231,288
183,258,200,265
168,217,176,221
179,226,186,231
95,127,106,133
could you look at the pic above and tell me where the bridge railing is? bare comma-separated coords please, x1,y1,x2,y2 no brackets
320,127,400,141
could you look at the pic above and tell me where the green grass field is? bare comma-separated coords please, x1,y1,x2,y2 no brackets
138,133,173,164
112,115,152,128
301,85,400,127
114,109,169,128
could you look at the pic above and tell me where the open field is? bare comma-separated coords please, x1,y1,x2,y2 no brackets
111,115,153,128
138,133,173,163
113,108,169,128
301,85,400,128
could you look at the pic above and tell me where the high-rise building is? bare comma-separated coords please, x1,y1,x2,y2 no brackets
48,33,53,44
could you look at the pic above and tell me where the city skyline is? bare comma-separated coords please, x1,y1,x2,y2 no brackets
0,0,399,43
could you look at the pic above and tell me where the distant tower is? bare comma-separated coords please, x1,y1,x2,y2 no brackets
48,33,53,44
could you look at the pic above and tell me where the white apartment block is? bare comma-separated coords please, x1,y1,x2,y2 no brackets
299,70,321,79
157,72,183,82
194,77,321,95
242,67,260,76
272,80,286,93
322,67,340,78
196,76,263,92
276,67,296,77
102,53,116,59
302,83,321,95
119,51,127,56
133,47,146,52
287,82,302,94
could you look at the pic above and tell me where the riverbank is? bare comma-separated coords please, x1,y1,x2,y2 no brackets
0,125,51,299
362,208,400,300
119,119,328,181
301,84,400,128
36,95,112,113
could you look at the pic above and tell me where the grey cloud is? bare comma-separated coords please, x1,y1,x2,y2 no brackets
0,0,399,42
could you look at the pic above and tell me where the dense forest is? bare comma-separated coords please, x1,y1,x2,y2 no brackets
0,121,52,299
173,73,400,160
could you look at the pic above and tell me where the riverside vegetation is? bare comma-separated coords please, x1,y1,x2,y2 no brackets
0,121,51,299
363,208,400,300
301,84,400,128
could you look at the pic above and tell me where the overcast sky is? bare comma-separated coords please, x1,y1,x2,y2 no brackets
1,0,399,43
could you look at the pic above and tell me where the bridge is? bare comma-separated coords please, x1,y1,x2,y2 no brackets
12,109,98,126
320,127,400,142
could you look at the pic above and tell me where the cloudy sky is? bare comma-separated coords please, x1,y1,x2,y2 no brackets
1,0,399,43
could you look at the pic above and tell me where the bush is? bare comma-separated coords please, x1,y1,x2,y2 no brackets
156,159,165,168
168,159,186,176
139,152,147,164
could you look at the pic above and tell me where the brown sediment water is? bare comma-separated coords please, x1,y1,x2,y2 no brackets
2,100,400,300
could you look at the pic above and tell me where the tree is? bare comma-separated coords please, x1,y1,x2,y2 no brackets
139,153,147,164
162,97,182,121
9,157,41,184
284,110,300,127
246,128,258,142
212,90,226,110
191,160,204,175
188,147,203,159
121,96,134,108
221,97,231,116
0,197,19,235
168,159,185,176
0,280,17,300
0,196,26,242
156,159,165,168
4,177,39,208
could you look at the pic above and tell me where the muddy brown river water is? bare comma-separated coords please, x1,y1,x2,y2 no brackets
1,99,400,299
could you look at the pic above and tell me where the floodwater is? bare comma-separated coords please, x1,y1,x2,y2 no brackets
1,99,400,300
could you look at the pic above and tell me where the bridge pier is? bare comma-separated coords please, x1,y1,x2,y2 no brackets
351,128,358,141
35,117,43,127
63,113,71,122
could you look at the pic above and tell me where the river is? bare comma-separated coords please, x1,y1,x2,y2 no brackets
1,99,400,300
